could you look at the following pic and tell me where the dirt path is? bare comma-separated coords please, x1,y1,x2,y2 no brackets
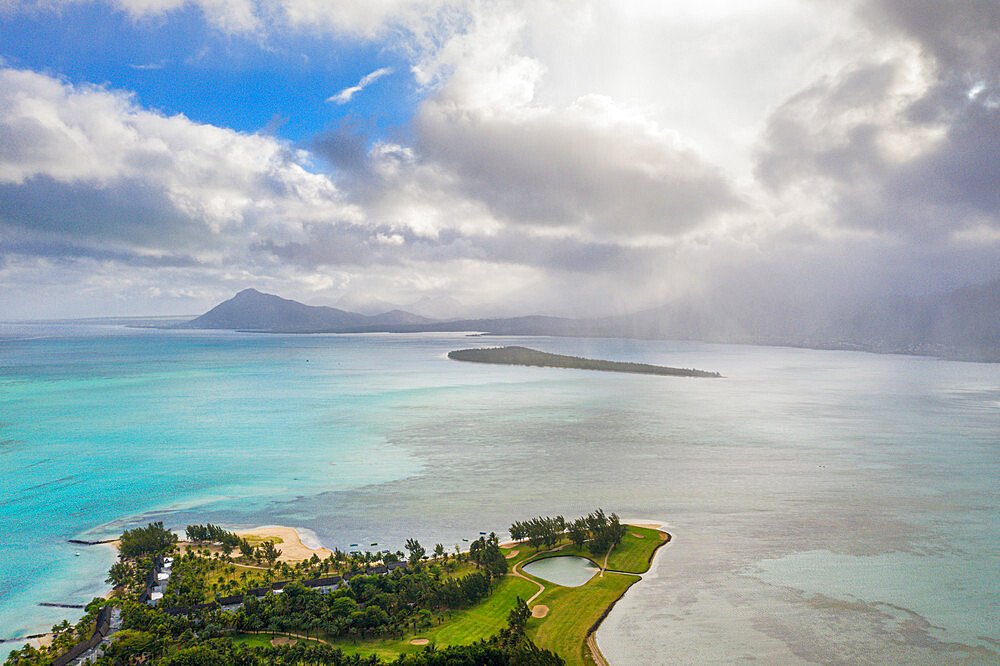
508,562,546,605
586,633,610,666
244,630,329,645
599,544,613,577
507,542,566,606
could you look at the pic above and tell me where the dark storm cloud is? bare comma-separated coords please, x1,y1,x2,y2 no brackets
414,97,742,236
755,62,898,191
755,0,1000,238
311,121,371,173
254,221,635,272
892,103,1000,214
861,0,1000,78
253,222,403,268
0,177,207,247
0,234,201,267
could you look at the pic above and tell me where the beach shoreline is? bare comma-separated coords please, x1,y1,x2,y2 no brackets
233,525,333,563
589,520,673,665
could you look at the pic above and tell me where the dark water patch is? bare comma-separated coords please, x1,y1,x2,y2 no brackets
38,602,84,609
0,634,47,644
67,539,114,546
22,474,81,493
20,457,57,471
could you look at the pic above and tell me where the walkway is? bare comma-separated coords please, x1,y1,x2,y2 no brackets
506,542,567,606
242,630,329,645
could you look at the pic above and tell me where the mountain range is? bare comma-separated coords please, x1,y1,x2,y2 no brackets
175,281,1000,361
175,288,434,332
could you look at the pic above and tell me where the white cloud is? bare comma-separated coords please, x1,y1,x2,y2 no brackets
5,0,460,35
0,68,359,249
4,0,1000,320
328,67,393,105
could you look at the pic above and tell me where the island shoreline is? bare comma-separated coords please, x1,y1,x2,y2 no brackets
13,521,672,665
585,527,672,666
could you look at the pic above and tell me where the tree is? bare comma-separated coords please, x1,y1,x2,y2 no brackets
433,543,445,560
259,540,281,566
106,560,134,588
161,644,228,666
506,597,530,638
104,630,163,662
119,522,177,558
509,521,525,543
405,538,425,566
567,518,588,550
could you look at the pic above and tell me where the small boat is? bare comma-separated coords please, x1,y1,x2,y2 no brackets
479,532,486,535
370,542,377,546
74,552,80,557
349,543,358,547
462,538,468,542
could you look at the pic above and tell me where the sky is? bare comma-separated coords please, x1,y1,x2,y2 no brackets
0,0,998,319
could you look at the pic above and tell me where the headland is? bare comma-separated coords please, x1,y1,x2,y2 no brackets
448,346,722,378
7,511,669,666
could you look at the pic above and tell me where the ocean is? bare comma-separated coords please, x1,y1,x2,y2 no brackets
1,325,997,663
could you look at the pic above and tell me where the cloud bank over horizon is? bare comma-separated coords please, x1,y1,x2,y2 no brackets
1,0,999,319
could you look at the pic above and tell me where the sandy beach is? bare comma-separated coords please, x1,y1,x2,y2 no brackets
111,525,336,564
235,526,332,563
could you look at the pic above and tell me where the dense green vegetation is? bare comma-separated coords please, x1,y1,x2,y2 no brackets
448,346,722,377
118,522,177,559
8,513,670,666
527,571,639,666
510,510,625,555
234,570,498,640
4,598,111,666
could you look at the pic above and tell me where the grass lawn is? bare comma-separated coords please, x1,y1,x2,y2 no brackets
420,574,538,645
198,562,274,600
229,632,326,648
230,524,668,664
322,574,539,659
241,535,284,545
519,525,667,575
432,559,478,581
511,524,668,664
605,526,667,573
526,571,640,666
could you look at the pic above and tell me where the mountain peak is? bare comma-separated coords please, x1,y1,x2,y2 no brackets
178,290,433,332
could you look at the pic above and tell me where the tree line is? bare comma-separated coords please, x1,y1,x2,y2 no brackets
509,508,625,554
185,524,282,565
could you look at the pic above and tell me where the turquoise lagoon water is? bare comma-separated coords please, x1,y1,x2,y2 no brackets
522,556,599,587
1,325,998,663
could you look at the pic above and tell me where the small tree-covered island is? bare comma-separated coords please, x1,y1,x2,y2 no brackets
7,511,670,666
448,346,722,378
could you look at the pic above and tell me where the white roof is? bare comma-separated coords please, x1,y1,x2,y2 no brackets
150,592,163,600
157,572,170,580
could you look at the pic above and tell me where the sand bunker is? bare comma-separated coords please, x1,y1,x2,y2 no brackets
531,605,549,618
631,533,644,538
410,638,429,645
505,549,519,559
271,636,297,646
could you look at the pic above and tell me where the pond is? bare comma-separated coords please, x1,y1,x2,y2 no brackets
521,556,600,587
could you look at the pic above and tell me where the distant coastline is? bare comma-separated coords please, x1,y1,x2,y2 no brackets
157,286,1000,363
448,346,722,378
